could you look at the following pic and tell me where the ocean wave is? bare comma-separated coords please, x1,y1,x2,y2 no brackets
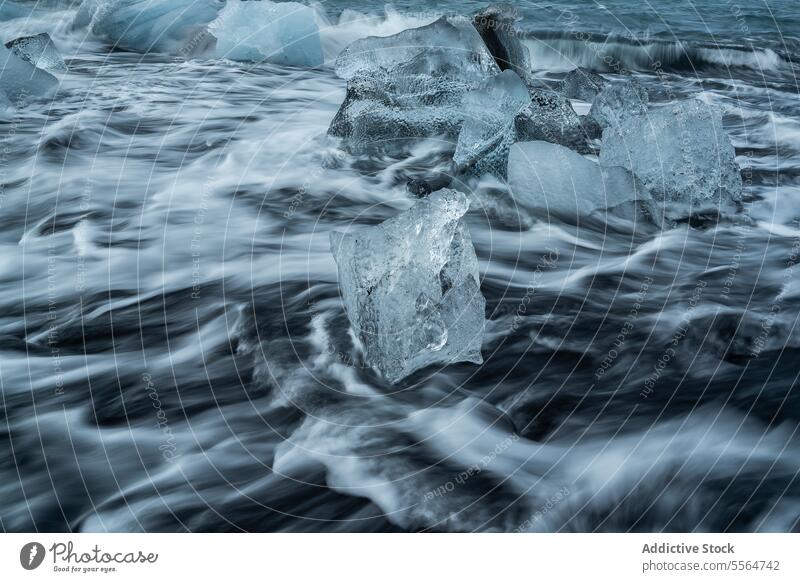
522,31,788,73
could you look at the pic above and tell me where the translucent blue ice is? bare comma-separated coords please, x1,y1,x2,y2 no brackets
6,33,67,73
508,140,651,216
0,44,58,104
74,0,223,55
599,100,742,207
454,70,530,177
330,189,485,383
211,1,323,67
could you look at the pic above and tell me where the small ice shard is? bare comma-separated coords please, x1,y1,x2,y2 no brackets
75,0,223,55
210,0,323,66
508,141,651,216
562,67,605,101
5,33,67,73
335,16,499,80
589,78,648,129
454,70,530,177
0,44,59,104
471,4,531,77
330,189,485,383
514,89,589,151
599,100,743,207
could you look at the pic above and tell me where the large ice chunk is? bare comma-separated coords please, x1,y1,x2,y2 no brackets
210,0,323,66
589,78,648,129
329,16,506,153
508,141,651,216
599,100,743,206
0,44,59,104
328,48,496,153
454,70,530,177
5,33,67,73
335,16,499,80
330,189,485,383
327,70,466,153
471,4,531,77
75,0,223,55
562,67,605,101
514,89,593,151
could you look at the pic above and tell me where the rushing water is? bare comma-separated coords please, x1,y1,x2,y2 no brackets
1,0,799,532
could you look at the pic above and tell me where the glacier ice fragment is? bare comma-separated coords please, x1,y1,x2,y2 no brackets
471,4,531,77
330,189,485,383
589,78,648,129
454,70,530,177
514,89,590,151
210,0,323,67
599,100,743,206
562,67,605,101
5,33,67,73
335,16,499,80
508,140,651,216
0,44,59,104
327,71,466,153
75,0,223,55
329,16,512,153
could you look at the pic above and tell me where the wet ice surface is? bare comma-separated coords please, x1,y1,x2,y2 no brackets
0,43,58,102
74,0,224,54
210,0,323,66
508,140,651,216
515,89,592,152
326,69,467,153
599,99,743,208
330,189,484,383
6,32,67,73
0,1,799,534
327,16,514,155
562,67,605,101
454,70,530,177
334,16,499,80
589,78,649,129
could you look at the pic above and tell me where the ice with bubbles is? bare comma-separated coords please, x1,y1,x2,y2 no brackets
327,70,469,153
0,44,59,104
0,1,31,22
74,0,223,55
210,0,323,66
454,70,530,177
508,141,651,217
471,4,531,77
328,18,503,152
562,67,605,101
599,100,743,207
515,89,592,151
334,16,499,80
589,78,649,128
330,189,484,383
6,33,67,73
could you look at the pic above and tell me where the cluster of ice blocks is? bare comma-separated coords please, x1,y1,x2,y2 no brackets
323,8,744,381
